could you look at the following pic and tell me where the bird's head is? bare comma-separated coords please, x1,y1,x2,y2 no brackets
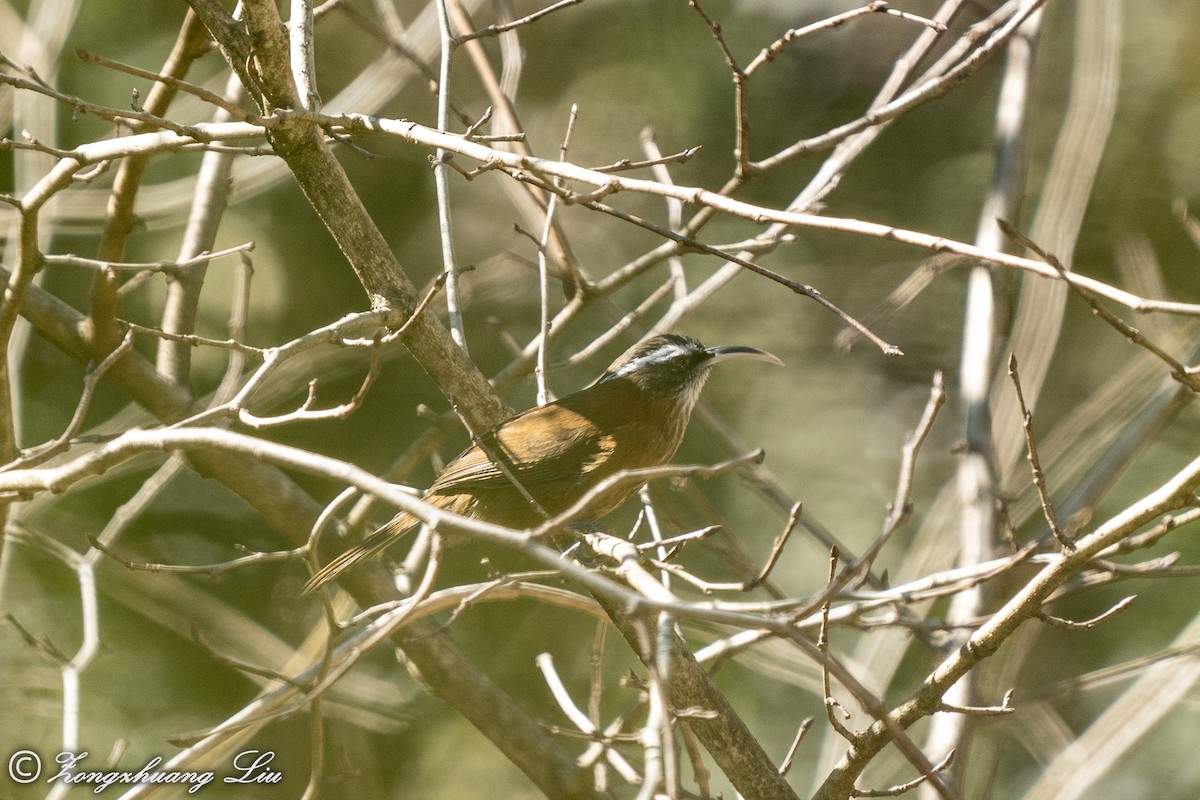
599,334,782,411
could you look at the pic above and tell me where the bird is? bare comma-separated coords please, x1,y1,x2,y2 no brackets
304,334,781,592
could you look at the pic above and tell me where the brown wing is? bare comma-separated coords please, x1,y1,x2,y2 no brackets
428,399,617,495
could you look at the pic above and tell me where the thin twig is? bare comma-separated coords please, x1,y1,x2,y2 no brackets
779,717,814,776
15,112,1200,319
641,129,689,301
88,535,307,578
556,277,677,366
634,525,720,553
75,48,254,121
1000,219,1200,393
433,0,468,352
0,612,69,664
750,0,1045,170
685,0,748,174
1,330,135,470
0,61,222,139
746,2,946,76
457,0,585,42
1038,595,1136,630
811,372,944,607
123,321,267,357
937,689,1016,717
535,105,578,404
532,450,765,537
852,749,955,797
1008,353,1073,550
537,651,597,733
43,242,254,273
819,547,856,741
192,625,311,689
575,197,903,356
237,342,384,429
646,503,800,594
591,146,702,174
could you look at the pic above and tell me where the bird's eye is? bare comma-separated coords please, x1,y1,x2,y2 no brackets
661,350,689,370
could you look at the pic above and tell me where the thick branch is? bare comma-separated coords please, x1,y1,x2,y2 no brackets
812,454,1200,800
2,264,598,800
186,0,509,433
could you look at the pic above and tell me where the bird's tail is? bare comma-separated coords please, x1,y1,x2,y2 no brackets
302,511,420,593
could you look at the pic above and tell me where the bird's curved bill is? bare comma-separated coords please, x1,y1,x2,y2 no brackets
704,345,783,367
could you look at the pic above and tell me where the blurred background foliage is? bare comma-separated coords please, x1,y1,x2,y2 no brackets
2,0,1200,798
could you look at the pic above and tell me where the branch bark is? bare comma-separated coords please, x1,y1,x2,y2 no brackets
0,260,599,800
812,453,1200,800
186,0,509,432
591,590,801,800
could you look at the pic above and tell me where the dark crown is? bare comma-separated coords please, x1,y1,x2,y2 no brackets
600,335,714,395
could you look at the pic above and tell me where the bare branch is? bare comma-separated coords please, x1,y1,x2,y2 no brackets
852,749,955,798
74,47,254,121
937,689,1016,717
1009,353,1074,550
1000,219,1200,392
1039,595,1136,630
779,717,814,776
746,2,947,77
457,0,586,43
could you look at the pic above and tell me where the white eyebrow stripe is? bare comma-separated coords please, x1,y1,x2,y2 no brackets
611,343,689,376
